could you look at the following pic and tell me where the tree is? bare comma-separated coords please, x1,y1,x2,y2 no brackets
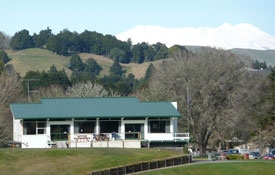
131,45,142,63
46,29,77,55
140,48,264,154
0,61,4,74
0,66,22,146
252,60,267,69
0,105,12,147
138,63,155,89
0,31,10,50
252,67,275,149
70,70,91,84
66,81,109,97
144,46,156,62
0,50,11,64
33,27,52,48
109,48,126,62
152,42,168,60
0,65,22,104
48,68,71,89
10,29,34,50
168,45,190,59
69,54,85,71
85,58,102,76
110,60,123,76
38,85,66,99
23,66,71,96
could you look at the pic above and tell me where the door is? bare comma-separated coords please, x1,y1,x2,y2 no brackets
50,125,70,141
125,124,144,140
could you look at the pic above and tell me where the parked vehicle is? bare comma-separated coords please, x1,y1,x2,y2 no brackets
227,149,239,155
249,152,260,159
220,150,228,156
239,149,249,155
262,154,275,160
270,149,275,155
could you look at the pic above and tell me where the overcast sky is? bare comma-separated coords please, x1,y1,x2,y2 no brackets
1,0,274,36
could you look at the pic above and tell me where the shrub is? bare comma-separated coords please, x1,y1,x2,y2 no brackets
226,154,244,160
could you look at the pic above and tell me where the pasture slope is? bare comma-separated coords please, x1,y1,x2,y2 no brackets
5,48,165,80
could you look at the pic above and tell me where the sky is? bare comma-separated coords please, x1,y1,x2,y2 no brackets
1,0,274,36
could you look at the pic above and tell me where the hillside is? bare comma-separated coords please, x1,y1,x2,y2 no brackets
230,49,275,66
5,48,164,80
6,48,72,77
185,46,275,66
5,48,274,80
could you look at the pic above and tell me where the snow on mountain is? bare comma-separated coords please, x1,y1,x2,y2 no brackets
116,23,275,50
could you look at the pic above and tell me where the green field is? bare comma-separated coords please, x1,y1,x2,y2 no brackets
0,148,179,175
139,161,275,175
1,148,275,175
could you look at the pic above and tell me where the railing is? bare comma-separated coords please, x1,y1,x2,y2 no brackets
71,132,189,142
173,133,190,141
146,133,189,141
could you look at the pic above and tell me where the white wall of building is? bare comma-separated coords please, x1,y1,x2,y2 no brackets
13,119,23,143
22,135,50,148
14,115,185,148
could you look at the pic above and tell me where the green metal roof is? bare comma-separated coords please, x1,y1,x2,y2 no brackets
10,97,181,119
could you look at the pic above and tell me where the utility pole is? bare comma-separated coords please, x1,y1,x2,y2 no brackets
23,79,40,102
186,86,191,163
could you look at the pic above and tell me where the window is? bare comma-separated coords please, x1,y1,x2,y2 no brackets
100,121,119,133
23,121,36,135
124,124,144,140
23,120,46,135
51,125,70,141
37,121,46,134
148,120,170,133
74,121,95,133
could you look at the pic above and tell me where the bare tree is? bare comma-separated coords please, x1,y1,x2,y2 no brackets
0,66,22,146
0,65,22,104
0,31,10,50
66,81,117,97
0,105,12,147
26,84,66,102
140,47,265,154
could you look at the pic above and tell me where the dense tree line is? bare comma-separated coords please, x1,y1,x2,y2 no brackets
22,53,144,98
9,28,169,64
252,59,267,69
23,65,71,92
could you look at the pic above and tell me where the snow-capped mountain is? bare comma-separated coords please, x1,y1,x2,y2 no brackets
116,23,275,50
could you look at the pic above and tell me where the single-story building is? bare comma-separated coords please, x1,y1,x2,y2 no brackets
10,97,189,148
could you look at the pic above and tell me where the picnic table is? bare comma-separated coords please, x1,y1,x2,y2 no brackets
74,135,90,142
215,155,227,160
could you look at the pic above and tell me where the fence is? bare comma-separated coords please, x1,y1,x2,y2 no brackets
89,154,191,175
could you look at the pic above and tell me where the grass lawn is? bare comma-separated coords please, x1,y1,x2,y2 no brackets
138,161,275,175
0,148,180,175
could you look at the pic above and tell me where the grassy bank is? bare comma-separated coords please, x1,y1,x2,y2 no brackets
0,148,180,175
139,161,275,175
